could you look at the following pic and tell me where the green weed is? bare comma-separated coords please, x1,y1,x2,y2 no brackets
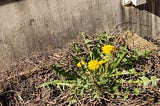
40,32,160,103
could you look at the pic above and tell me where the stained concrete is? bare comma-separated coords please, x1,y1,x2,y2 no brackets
0,0,159,69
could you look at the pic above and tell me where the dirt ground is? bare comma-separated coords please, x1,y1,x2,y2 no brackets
0,47,66,106
0,34,160,106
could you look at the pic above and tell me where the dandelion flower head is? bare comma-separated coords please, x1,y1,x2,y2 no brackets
98,59,107,65
88,60,100,71
102,45,115,54
77,61,85,68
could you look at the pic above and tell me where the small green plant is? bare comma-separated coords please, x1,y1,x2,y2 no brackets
40,32,160,103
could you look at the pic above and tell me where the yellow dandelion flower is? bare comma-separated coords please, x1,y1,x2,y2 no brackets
88,60,100,71
102,45,115,54
98,60,107,65
77,61,85,68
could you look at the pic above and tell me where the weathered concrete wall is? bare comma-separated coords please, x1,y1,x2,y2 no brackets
126,0,160,39
0,0,159,69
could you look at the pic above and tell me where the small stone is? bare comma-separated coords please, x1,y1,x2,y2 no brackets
122,31,159,52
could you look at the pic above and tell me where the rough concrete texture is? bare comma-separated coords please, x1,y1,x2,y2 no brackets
0,0,159,69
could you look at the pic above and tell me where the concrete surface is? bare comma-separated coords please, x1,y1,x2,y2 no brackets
0,0,159,69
